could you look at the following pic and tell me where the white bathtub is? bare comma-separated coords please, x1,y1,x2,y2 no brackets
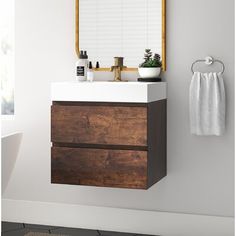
1,132,22,194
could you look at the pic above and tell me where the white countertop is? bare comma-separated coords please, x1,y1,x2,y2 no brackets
51,81,167,103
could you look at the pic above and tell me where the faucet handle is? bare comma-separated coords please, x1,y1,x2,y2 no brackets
110,66,116,72
114,57,124,67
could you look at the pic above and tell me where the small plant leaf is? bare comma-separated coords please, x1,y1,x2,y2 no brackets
139,49,162,68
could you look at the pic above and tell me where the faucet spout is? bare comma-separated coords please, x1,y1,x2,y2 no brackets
110,66,122,81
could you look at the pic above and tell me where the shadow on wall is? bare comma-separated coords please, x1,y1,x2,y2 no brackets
1,132,22,194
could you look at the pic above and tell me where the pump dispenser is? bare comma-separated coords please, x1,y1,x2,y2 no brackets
76,50,88,81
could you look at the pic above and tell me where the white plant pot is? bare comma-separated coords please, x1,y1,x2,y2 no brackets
138,67,161,78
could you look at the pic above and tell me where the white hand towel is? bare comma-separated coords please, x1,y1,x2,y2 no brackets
189,72,226,136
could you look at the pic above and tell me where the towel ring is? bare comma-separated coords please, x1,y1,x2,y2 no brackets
191,56,225,74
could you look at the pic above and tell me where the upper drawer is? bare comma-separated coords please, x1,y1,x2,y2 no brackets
51,103,147,146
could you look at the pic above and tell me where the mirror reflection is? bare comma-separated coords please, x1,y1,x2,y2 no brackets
78,0,164,69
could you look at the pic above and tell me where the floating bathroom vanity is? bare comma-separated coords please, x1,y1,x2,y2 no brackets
51,82,167,189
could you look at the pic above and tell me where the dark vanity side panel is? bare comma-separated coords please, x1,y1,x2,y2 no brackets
51,102,147,147
51,147,148,189
147,99,167,188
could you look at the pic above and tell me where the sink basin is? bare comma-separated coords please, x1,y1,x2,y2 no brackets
51,81,167,103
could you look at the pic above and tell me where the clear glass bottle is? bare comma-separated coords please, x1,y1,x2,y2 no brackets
87,61,94,82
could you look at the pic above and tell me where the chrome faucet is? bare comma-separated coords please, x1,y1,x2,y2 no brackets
110,57,127,82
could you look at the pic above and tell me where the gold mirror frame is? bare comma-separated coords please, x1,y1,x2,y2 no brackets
75,0,166,71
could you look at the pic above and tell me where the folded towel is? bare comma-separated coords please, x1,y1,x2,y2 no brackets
189,72,226,136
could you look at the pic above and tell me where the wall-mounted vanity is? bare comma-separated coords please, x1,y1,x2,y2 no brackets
51,82,167,189
50,0,167,189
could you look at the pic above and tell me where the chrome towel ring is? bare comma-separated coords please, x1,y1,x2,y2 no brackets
191,56,225,74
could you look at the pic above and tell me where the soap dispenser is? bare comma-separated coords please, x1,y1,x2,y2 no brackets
76,50,88,82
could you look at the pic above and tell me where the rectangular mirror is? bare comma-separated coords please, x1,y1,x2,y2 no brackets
76,0,166,71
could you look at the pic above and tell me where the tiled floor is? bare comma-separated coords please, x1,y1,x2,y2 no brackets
2,222,158,236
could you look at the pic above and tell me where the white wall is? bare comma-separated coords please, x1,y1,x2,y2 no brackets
2,0,234,218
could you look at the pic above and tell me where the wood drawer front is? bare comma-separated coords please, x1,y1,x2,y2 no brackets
51,147,147,189
51,104,147,146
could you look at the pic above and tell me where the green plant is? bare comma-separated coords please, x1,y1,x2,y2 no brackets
139,49,162,68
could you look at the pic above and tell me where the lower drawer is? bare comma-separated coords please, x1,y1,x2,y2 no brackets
51,147,147,189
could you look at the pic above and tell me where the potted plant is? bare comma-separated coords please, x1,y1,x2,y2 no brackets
138,49,162,78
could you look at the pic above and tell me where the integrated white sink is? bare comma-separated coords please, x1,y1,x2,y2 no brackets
51,81,167,103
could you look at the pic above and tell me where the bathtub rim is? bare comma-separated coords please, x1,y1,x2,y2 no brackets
1,131,23,139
